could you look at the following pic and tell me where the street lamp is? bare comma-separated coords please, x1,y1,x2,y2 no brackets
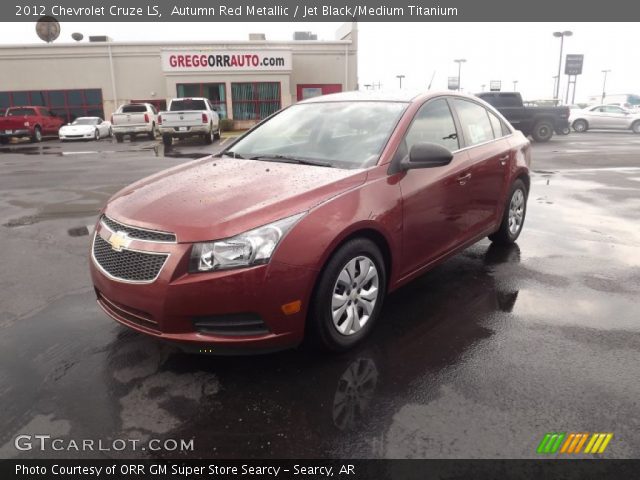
364,84,372,90
513,80,518,91
601,70,611,104
396,75,405,89
553,30,573,101
454,59,466,91
481,84,486,92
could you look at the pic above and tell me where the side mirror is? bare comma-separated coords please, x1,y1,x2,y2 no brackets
401,142,453,171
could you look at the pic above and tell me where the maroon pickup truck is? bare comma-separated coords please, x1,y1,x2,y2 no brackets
0,106,65,143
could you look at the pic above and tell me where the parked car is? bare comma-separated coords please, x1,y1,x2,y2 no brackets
158,97,220,147
90,91,531,354
0,106,65,143
59,117,112,141
570,105,640,133
111,103,158,142
475,92,570,141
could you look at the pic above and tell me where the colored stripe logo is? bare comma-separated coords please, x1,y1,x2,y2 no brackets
537,433,613,454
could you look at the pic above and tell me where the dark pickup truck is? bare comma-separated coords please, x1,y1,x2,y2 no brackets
475,92,570,142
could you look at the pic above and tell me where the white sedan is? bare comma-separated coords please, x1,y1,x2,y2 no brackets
59,117,112,141
570,105,640,133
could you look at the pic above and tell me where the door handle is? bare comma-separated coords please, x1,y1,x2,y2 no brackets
457,172,472,185
499,155,509,166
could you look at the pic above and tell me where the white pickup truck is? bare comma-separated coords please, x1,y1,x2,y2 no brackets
111,103,158,142
158,97,220,147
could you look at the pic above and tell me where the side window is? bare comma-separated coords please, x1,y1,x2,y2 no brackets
487,110,504,138
604,106,623,114
452,99,495,146
404,98,459,152
501,120,512,137
150,105,158,115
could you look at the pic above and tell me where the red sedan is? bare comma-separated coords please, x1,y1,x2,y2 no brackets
90,91,531,353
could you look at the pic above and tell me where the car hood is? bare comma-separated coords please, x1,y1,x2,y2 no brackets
104,156,367,243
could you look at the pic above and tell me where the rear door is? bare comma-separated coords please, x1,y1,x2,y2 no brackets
601,105,630,129
450,98,511,236
397,97,472,275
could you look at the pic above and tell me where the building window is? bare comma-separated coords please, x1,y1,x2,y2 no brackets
176,83,227,118
296,84,342,101
0,89,104,123
232,82,281,121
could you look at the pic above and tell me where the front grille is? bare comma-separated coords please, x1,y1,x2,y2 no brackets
93,234,168,282
101,215,176,243
192,313,269,336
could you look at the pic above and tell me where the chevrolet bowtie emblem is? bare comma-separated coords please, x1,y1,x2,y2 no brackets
108,231,131,252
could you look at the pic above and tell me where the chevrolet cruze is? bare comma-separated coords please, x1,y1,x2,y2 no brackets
90,91,531,353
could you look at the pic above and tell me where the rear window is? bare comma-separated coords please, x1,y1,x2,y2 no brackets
7,108,36,116
170,99,207,111
120,104,147,113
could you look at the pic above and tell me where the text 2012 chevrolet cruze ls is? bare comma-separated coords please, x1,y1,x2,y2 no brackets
90,91,531,353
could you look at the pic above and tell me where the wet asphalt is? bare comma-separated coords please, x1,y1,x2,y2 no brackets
0,132,638,459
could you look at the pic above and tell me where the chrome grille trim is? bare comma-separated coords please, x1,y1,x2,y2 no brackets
91,233,169,284
101,215,177,243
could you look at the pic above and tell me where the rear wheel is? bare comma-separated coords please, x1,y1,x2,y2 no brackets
214,127,221,140
309,238,386,352
531,121,553,142
148,123,156,140
489,179,528,245
203,126,214,144
31,126,42,143
115,134,124,143
573,119,588,133
94,129,100,141
632,121,640,134
162,135,172,147
0,137,9,145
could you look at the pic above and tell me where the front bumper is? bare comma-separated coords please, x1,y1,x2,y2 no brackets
89,222,317,354
60,132,94,140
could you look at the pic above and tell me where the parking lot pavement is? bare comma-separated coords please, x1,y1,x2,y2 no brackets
0,132,639,459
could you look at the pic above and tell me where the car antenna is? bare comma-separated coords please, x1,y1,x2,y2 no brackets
427,71,436,90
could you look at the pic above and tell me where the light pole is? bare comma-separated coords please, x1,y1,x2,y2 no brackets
552,75,559,102
513,80,518,91
396,75,405,89
601,69,611,104
481,84,486,92
364,84,372,90
454,59,466,91
553,30,572,101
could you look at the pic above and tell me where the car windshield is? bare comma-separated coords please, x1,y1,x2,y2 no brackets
170,99,207,111
72,118,98,125
225,101,408,169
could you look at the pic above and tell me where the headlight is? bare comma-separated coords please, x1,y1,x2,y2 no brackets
189,212,305,272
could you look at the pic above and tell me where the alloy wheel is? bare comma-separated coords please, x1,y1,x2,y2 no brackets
331,256,379,336
508,188,525,235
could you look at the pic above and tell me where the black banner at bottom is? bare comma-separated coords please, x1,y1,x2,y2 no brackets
3,459,639,480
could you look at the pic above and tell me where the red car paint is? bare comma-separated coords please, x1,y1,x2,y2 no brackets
0,106,65,143
90,91,531,353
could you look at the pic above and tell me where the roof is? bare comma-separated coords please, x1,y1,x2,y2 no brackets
299,90,480,104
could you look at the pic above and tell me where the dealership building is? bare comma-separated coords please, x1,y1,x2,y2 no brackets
0,23,357,128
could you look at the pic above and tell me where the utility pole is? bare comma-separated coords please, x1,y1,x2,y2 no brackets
396,75,405,89
454,59,466,91
601,69,611,104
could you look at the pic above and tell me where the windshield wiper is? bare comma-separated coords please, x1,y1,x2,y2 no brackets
249,154,333,168
222,151,245,159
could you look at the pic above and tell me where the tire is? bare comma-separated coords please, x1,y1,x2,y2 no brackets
108,128,113,138
557,126,570,135
148,123,156,140
162,135,172,147
573,119,588,133
94,129,100,141
115,134,124,143
31,126,42,143
489,179,528,245
531,121,553,142
632,121,640,134
309,238,387,352
214,127,221,140
0,137,9,145
203,126,214,144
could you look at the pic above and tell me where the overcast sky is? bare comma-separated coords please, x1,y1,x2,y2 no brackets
0,22,637,102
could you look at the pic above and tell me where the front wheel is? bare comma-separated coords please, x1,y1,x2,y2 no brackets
31,126,42,143
632,121,640,134
94,129,100,141
309,238,386,351
531,121,553,142
573,119,588,133
489,179,528,245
